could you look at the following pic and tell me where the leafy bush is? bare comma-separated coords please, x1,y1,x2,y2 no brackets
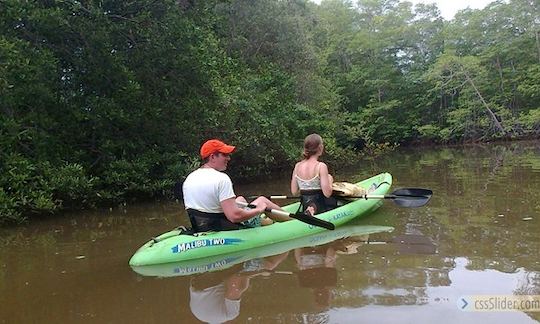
0,154,56,223
416,124,441,142
519,108,540,135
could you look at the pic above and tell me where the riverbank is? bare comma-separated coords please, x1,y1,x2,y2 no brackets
3,139,538,226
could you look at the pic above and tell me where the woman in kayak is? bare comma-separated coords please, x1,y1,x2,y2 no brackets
291,134,337,215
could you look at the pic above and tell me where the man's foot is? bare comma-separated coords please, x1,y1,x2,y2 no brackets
261,215,273,226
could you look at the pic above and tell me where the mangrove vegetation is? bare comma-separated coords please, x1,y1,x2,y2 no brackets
1,0,539,223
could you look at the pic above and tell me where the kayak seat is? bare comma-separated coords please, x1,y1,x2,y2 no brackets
299,189,338,215
176,226,195,236
187,208,251,233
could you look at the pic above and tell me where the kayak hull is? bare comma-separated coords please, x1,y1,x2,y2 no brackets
129,172,392,266
131,224,394,277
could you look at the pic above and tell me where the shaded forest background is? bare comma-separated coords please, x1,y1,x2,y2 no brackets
1,0,539,223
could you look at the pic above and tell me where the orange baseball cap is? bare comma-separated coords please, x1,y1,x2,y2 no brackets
200,139,236,159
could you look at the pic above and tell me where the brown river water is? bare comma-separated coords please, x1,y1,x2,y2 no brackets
1,140,540,323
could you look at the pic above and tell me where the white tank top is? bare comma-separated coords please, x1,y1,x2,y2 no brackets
295,163,322,190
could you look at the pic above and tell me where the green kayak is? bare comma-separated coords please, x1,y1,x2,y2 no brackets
131,224,394,277
129,172,392,266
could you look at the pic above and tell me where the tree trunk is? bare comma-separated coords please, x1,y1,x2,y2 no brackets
463,71,506,135
495,56,504,93
536,30,540,64
510,60,518,112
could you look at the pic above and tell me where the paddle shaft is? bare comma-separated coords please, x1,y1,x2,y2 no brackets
263,194,392,199
250,188,433,208
236,201,291,219
237,201,335,230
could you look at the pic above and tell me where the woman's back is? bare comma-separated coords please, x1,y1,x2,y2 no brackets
290,133,334,205
294,160,322,190
290,134,337,215
295,159,321,178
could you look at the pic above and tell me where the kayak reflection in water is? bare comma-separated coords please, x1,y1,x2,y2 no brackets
189,252,288,323
295,234,370,308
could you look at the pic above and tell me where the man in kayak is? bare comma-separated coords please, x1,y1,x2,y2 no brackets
183,139,289,232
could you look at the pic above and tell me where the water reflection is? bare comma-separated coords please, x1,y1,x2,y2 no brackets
189,252,288,323
294,234,373,310
142,224,445,322
132,225,394,322
2,140,540,323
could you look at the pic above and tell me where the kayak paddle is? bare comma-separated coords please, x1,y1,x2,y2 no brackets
249,188,433,208
236,201,335,230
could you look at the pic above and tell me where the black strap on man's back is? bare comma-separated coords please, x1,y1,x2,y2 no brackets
187,209,249,233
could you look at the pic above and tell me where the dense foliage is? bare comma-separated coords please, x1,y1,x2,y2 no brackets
1,0,539,223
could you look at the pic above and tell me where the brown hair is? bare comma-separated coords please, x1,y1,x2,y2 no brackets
303,133,323,159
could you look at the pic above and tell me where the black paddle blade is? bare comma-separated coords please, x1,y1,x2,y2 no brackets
290,212,335,230
392,188,433,197
390,188,433,207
